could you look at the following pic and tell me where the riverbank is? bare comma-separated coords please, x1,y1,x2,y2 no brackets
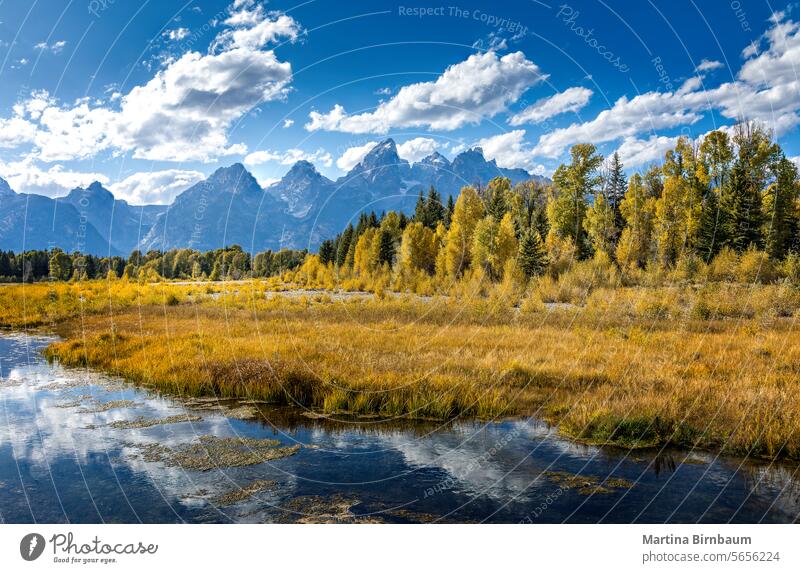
4,280,797,461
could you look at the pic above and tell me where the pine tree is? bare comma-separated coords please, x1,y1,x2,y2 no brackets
424,186,445,227
318,239,336,265
354,213,370,237
486,177,511,222
726,160,763,252
606,151,627,227
444,194,455,227
376,228,395,267
336,225,354,267
344,238,357,269
764,156,799,259
696,188,722,262
0,251,11,278
413,190,426,224
518,229,548,278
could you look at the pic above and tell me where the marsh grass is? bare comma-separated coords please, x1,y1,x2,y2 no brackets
3,280,800,460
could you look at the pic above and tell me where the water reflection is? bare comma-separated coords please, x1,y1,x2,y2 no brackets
0,333,798,523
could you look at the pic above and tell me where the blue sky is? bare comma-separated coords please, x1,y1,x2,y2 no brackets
0,0,798,204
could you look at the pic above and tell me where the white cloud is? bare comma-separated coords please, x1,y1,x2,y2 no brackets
695,59,723,72
165,28,190,41
213,5,300,52
509,86,592,125
533,13,800,158
34,103,119,161
615,134,680,167
110,44,292,161
1,2,300,163
306,51,544,133
676,76,703,95
108,169,205,204
244,147,333,167
34,40,66,54
0,117,37,148
396,137,442,163
478,130,537,171
532,90,703,158
336,141,378,171
13,90,54,120
0,158,109,198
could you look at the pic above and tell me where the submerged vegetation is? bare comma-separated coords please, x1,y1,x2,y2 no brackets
128,435,301,471
1,123,799,461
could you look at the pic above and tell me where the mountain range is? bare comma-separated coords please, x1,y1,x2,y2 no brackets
0,139,546,256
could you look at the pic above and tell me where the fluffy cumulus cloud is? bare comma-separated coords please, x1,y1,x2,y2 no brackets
306,51,545,134
244,147,333,167
2,1,300,163
0,117,38,148
0,158,109,197
110,45,292,161
213,5,300,52
108,169,205,204
532,90,704,158
396,137,442,163
477,130,538,171
336,141,378,170
533,13,800,158
509,86,592,125
615,134,681,167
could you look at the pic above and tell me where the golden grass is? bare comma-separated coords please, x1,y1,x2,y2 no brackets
2,279,800,460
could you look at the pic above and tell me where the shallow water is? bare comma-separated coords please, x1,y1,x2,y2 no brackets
0,333,798,523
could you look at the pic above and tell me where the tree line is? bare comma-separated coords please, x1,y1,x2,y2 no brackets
306,121,799,288
0,245,307,283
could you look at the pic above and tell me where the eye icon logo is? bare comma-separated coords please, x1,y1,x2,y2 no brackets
20,533,46,561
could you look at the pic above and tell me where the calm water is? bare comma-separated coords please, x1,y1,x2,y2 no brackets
0,333,798,524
